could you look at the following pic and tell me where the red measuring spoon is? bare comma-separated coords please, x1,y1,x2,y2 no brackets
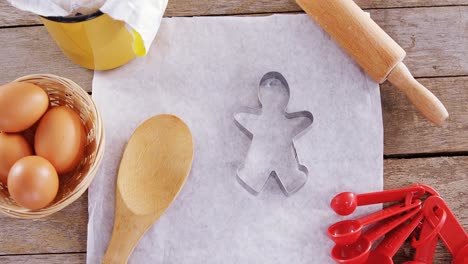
453,244,468,264
331,206,421,264
412,207,447,248
403,184,442,264
366,211,424,264
331,185,425,216
328,200,422,245
413,183,439,196
407,208,447,264
422,196,468,261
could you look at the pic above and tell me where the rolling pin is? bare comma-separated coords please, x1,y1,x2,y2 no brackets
296,0,449,125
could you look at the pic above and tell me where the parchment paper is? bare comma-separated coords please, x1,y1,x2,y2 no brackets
88,14,383,264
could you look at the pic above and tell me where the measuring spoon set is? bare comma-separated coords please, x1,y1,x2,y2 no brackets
328,184,467,263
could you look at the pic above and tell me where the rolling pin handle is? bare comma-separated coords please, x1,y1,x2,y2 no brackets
387,63,449,125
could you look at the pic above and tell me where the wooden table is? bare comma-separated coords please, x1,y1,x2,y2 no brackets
0,1,467,263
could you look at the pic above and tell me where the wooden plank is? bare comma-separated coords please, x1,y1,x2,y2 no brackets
0,3,465,264
1,11,467,154
384,157,467,234
395,241,456,264
0,253,85,264
382,77,468,155
0,1,41,27
2,0,468,27
0,243,458,264
0,6,466,90
0,157,465,261
0,26,93,92
0,195,88,255
360,0,468,9
165,0,468,17
371,6,468,78
385,156,468,263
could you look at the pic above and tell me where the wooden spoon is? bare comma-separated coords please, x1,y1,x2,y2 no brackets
102,114,194,264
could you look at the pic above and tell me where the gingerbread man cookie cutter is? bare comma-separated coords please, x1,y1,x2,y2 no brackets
235,72,313,196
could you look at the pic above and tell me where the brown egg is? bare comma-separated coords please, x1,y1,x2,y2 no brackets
0,82,49,132
0,132,33,185
35,106,86,174
8,156,59,210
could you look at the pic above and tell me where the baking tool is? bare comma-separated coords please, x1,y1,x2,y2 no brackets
366,212,424,264
414,183,439,196
234,72,313,196
453,244,468,264
407,208,446,264
297,0,448,125
331,185,425,216
328,200,421,245
102,115,194,264
402,260,426,263
331,206,421,264
422,196,468,260
412,208,446,248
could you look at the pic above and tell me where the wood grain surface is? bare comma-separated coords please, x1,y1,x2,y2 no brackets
382,76,468,155
0,0,466,263
1,0,468,27
1,6,466,90
0,157,465,262
165,0,468,16
0,7,466,155
0,26,92,92
372,6,468,78
0,253,86,264
0,195,88,255
385,157,468,263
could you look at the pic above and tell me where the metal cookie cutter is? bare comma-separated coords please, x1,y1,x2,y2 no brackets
234,72,313,196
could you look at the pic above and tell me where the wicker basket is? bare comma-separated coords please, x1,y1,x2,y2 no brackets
0,74,104,219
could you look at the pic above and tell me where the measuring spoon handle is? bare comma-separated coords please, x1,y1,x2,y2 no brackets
375,212,424,258
359,199,422,226
412,208,446,263
423,196,468,256
364,206,421,243
357,186,425,206
453,244,468,264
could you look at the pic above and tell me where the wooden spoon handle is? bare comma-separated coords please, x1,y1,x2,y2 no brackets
101,216,148,264
102,193,156,264
102,231,140,264
387,62,449,125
